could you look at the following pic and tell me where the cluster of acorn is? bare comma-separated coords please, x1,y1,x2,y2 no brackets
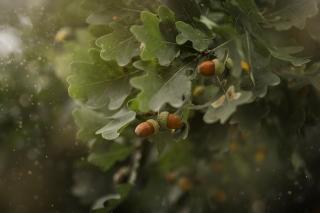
197,57,250,76
135,111,184,137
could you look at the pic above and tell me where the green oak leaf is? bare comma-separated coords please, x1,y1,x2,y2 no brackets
159,6,179,43
73,106,135,142
131,61,193,111
215,39,244,77
149,131,173,154
96,23,140,66
68,49,131,110
268,46,310,67
92,184,132,213
230,102,270,131
158,5,175,21
86,11,120,25
96,107,136,140
278,62,320,90
73,107,109,142
266,0,319,30
130,61,165,112
130,7,179,66
159,140,194,173
88,143,133,171
149,65,192,111
252,69,280,98
234,1,311,67
53,29,94,81
241,43,281,98
160,0,201,23
176,21,213,52
234,0,265,23
204,90,253,124
306,14,320,43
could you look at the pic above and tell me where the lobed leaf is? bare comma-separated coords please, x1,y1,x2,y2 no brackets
96,23,140,66
130,8,180,66
130,61,165,112
96,107,136,140
204,90,253,124
88,143,133,171
68,49,131,110
266,0,319,30
176,21,213,52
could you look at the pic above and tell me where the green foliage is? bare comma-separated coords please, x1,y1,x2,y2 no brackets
68,50,130,110
96,108,136,140
88,143,133,171
176,21,213,51
204,88,253,124
96,23,139,66
266,0,319,30
63,0,320,212
130,7,180,65
130,61,166,112
92,184,132,212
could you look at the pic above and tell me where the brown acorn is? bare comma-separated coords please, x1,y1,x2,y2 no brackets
213,190,227,203
164,171,178,183
158,112,183,130
177,176,193,192
135,119,159,137
198,60,215,76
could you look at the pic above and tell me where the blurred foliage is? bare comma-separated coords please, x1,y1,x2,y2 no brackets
64,0,320,212
2,0,320,213
0,0,103,212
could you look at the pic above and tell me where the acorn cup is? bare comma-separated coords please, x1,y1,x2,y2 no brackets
225,58,234,70
158,112,184,130
135,119,160,137
192,85,206,97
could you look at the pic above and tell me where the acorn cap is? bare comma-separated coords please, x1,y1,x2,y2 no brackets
158,111,169,128
192,85,205,97
225,58,234,70
146,119,160,134
212,58,225,75
240,60,250,73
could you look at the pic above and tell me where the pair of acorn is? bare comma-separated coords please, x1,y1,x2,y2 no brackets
135,111,183,137
198,58,234,76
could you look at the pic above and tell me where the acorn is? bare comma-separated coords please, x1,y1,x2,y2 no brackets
213,190,227,203
164,171,178,183
255,147,267,163
198,60,215,76
158,112,183,129
135,119,160,137
54,27,72,43
240,60,250,73
192,85,206,97
177,177,193,192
